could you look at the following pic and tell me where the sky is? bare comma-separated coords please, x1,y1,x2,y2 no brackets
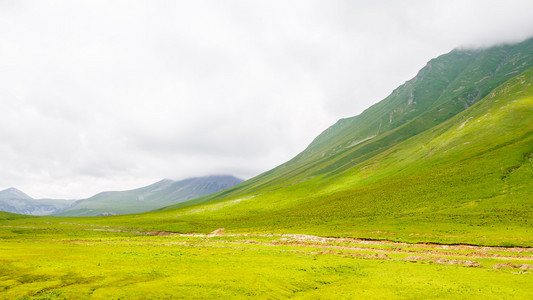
1,0,533,199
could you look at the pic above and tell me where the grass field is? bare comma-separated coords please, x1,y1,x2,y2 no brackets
1,225,532,299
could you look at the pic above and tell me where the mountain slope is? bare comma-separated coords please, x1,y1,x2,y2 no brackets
0,188,72,216
179,38,533,205
103,46,533,246
55,175,243,216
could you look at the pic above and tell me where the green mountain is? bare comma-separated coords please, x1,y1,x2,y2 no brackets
55,175,243,216
107,38,533,246
0,188,72,216
179,37,533,203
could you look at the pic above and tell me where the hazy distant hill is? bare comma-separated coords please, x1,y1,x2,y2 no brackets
0,175,243,217
55,175,243,216
0,188,72,216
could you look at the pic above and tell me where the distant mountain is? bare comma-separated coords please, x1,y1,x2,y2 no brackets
0,188,72,216
54,175,243,216
0,187,32,200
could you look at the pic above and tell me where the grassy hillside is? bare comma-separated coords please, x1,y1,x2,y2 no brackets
123,66,529,245
178,38,533,205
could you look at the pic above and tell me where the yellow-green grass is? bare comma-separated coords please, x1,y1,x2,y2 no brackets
1,227,532,299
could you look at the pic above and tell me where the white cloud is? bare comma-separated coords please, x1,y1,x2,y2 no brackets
0,0,532,198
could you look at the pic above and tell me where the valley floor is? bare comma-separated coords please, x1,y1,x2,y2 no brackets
0,223,532,299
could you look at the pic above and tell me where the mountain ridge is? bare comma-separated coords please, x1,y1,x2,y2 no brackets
0,175,243,216
0,187,33,201
168,37,533,208
54,175,243,216
0,188,72,216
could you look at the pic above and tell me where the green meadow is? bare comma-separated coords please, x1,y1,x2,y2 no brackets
1,225,532,299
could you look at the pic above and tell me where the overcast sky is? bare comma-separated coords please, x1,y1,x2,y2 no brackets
1,0,533,199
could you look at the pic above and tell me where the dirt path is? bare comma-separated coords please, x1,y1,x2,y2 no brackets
3,224,532,269
0,225,170,236
3,224,532,253
179,232,533,268
176,235,533,269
